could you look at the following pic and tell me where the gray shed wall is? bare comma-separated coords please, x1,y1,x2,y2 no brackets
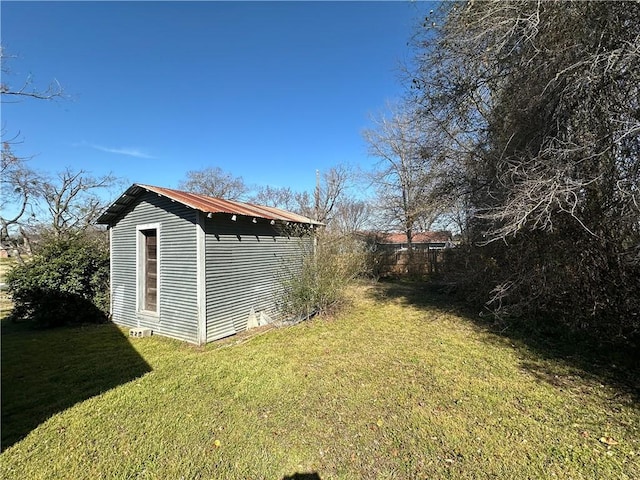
110,192,199,343
204,216,310,342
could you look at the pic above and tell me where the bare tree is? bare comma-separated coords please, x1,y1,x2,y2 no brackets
1,47,67,257
1,47,119,264
38,169,117,239
363,102,445,248
293,165,353,224
178,166,248,200
0,141,43,259
411,1,640,244
1,46,64,102
251,165,365,232
249,185,298,212
315,165,352,224
331,198,374,235
1,154,116,250
248,165,360,230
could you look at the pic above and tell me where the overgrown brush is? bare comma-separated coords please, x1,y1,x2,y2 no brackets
281,229,367,319
440,231,640,348
6,234,110,326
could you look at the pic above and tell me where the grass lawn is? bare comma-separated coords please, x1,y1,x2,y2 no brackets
1,281,638,479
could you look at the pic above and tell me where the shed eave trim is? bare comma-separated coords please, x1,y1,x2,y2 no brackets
97,183,323,226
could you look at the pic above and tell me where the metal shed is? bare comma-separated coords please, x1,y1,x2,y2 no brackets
97,184,321,344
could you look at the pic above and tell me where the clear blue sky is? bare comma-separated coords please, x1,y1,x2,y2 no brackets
2,1,429,198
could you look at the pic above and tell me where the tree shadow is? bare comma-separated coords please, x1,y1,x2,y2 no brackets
1,318,152,451
367,279,640,404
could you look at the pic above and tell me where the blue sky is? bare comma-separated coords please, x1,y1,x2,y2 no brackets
2,1,428,198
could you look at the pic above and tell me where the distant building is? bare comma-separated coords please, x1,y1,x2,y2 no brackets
373,231,455,251
359,231,456,277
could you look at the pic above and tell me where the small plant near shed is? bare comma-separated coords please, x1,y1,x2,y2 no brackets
6,233,110,326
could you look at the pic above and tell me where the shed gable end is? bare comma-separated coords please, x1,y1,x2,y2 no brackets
110,193,199,343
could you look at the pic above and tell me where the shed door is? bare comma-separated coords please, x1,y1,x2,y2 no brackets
144,230,158,311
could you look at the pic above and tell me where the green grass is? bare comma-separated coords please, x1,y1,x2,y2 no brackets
1,281,638,479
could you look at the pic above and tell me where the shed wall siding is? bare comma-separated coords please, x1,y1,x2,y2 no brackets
204,216,309,342
110,192,199,343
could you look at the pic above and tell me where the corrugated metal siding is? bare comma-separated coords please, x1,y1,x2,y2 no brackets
111,219,136,328
110,192,199,343
205,215,310,342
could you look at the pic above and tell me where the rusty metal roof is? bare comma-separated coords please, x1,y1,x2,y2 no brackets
96,183,323,226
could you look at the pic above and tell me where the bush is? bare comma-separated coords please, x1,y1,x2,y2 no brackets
439,230,640,347
281,229,367,319
7,235,110,326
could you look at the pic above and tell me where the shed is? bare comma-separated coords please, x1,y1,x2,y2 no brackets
97,184,321,345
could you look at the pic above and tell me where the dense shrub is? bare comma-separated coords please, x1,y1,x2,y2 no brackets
7,235,110,326
281,230,367,319
439,231,640,347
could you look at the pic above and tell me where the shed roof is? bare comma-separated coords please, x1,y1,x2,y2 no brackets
96,184,323,226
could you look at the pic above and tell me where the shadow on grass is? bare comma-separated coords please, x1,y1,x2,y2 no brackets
1,319,151,451
367,279,640,404
282,473,321,480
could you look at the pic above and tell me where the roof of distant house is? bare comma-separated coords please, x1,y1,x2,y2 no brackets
97,184,323,226
375,231,452,244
